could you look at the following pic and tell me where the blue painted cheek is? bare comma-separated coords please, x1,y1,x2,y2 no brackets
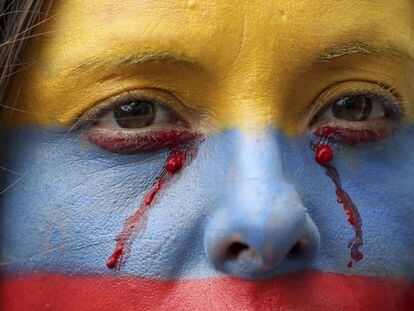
0,127,170,276
279,126,414,280
0,126,413,281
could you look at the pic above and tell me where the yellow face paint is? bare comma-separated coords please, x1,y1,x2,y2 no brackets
4,0,414,135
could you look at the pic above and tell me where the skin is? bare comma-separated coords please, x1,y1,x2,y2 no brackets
1,0,414,309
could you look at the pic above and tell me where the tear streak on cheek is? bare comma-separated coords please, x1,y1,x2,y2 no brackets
106,132,203,270
312,126,364,268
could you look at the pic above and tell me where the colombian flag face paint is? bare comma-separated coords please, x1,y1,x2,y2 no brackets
1,0,414,309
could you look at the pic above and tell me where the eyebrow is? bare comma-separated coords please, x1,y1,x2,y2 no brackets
66,51,201,76
319,41,413,62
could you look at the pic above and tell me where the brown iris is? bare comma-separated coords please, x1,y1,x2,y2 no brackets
114,100,155,128
331,96,373,121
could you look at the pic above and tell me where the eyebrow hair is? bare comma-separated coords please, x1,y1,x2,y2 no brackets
319,41,413,62
66,51,201,76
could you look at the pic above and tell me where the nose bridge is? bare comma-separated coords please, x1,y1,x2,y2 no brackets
237,130,284,185
228,130,298,218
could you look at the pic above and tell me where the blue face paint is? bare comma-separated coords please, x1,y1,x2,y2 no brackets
1,125,414,282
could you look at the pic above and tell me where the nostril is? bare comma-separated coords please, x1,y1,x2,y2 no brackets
227,242,249,260
227,242,260,261
287,242,302,259
287,237,310,260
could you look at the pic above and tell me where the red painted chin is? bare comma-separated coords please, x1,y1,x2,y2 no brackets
1,271,413,311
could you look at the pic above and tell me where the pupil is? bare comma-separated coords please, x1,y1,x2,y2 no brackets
114,100,155,128
332,96,373,121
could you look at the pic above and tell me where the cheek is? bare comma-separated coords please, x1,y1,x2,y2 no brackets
280,126,414,278
0,126,222,278
0,126,171,275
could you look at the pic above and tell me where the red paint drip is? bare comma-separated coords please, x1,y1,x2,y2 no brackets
312,127,364,268
106,246,123,269
315,145,333,165
324,165,363,267
166,150,186,174
106,171,169,269
106,135,203,270
144,180,164,206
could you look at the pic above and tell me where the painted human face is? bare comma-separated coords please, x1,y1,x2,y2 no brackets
1,0,414,309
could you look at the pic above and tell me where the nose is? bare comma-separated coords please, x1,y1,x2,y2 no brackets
204,131,320,279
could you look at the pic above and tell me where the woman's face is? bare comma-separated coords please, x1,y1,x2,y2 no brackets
1,0,414,309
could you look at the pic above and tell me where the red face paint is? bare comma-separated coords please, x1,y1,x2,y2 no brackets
88,130,200,153
106,131,202,269
106,246,123,269
324,165,363,268
312,127,364,268
315,145,333,165
144,180,164,206
166,150,186,174
314,125,389,145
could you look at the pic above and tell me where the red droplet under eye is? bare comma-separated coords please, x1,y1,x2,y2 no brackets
166,150,186,174
315,145,333,165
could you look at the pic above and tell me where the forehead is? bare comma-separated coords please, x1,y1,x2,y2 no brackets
48,0,413,51
34,0,414,88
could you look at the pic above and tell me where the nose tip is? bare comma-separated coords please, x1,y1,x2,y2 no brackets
204,208,320,279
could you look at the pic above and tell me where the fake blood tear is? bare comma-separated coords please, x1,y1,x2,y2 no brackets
106,137,200,270
312,139,363,268
315,145,334,165
106,170,168,269
324,164,363,267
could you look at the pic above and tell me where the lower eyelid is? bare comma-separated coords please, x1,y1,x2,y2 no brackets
86,127,200,153
312,120,396,145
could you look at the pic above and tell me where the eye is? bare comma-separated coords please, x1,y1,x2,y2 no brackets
113,100,155,128
84,91,199,153
97,99,187,130
317,95,386,122
309,83,404,145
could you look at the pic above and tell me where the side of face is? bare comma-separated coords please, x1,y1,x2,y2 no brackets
1,1,414,310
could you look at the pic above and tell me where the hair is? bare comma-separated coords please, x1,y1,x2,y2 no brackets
0,0,52,107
